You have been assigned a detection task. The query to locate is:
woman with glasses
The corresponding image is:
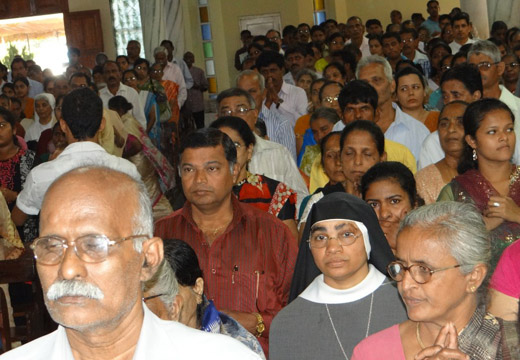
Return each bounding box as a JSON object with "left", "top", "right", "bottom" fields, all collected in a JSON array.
[
  {"left": 210, "top": 117, "right": 298, "bottom": 240},
  {"left": 123, "top": 68, "right": 162, "bottom": 150},
  {"left": 438, "top": 98, "right": 520, "bottom": 269},
  {"left": 271, "top": 192, "right": 405, "bottom": 360},
  {"left": 352, "top": 201, "right": 510, "bottom": 360}
]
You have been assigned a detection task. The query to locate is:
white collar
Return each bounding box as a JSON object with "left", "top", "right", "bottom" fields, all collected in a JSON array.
[{"left": 299, "top": 264, "right": 386, "bottom": 304}]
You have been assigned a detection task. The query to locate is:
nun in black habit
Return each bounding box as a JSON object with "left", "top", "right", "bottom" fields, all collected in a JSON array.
[{"left": 270, "top": 192, "right": 407, "bottom": 360}]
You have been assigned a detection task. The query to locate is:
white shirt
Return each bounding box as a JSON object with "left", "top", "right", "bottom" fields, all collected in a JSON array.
[
  {"left": 449, "top": 38, "right": 475, "bottom": 54},
  {"left": 16, "top": 142, "right": 140, "bottom": 215},
  {"left": 24, "top": 118, "right": 56, "bottom": 142},
  {"left": 0, "top": 305, "right": 260, "bottom": 360},
  {"left": 385, "top": 103, "right": 430, "bottom": 161},
  {"left": 99, "top": 83, "right": 147, "bottom": 128},
  {"left": 266, "top": 82, "right": 307, "bottom": 127},
  {"left": 162, "top": 61, "right": 188, "bottom": 108},
  {"left": 171, "top": 57, "right": 194, "bottom": 89},
  {"left": 283, "top": 72, "right": 295, "bottom": 85},
  {"left": 347, "top": 36, "right": 371, "bottom": 58},
  {"left": 418, "top": 131, "right": 444, "bottom": 170},
  {"left": 418, "top": 87, "right": 520, "bottom": 169},
  {"left": 249, "top": 134, "right": 309, "bottom": 211}
]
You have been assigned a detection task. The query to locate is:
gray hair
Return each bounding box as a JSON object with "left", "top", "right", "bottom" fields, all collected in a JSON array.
[
  {"left": 153, "top": 46, "right": 168, "bottom": 57},
  {"left": 295, "top": 68, "right": 318, "bottom": 83},
  {"left": 398, "top": 201, "right": 491, "bottom": 303},
  {"left": 310, "top": 107, "right": 340, "bottom": 125},
  {"left": 356, "top": 55, "right": 393, "bottom": 82},
  {"left": 142, "top": 258, "right": 179, "bottom": 312},
  {"left": 42, "top": 165, "right": 153, "bottom": 253},
  {"left": 216, "top": 87, "right": 256, "bottom": 110},
  {"left": 468, "top": 40, "right": 502, "bottom": 63},
  {"left": 236, "top": 70, "right": 265, "bottom": 91}
]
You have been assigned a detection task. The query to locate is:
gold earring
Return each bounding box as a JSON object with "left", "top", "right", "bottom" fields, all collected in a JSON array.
[{"left": 470, "top": 286, "right": 476, "bottom": 292}]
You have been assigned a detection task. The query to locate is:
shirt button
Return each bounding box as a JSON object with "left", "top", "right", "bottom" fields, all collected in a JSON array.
[{"left": 211, "top": 268, "right": 216, "bottom": 274}]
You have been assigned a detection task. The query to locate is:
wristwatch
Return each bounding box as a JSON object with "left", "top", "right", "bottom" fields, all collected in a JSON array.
[{"left": 253, "top": 312, "right": 265, "bottom": 337}]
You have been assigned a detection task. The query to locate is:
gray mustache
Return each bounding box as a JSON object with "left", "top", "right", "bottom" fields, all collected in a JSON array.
[{"left": 47, "top": 280, "right": 104, "bottom": 301}]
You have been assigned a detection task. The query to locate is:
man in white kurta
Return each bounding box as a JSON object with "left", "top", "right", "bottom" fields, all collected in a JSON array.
[{"left": 3, "top": 166, "right": 259, "bottom": 360}]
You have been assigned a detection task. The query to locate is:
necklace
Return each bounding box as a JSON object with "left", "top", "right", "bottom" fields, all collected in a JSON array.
[
  {"left": 416, "top": 322, "right": 426, "bottom": 349},
  {"left": 199, "top": 223, "right": 229, "bottom": 237},
  {"left": 325, "top": 292, "right": 374, "bottom": 360},
  {"left": 416, "top": 322, "right": 467, "bottom": 350}
]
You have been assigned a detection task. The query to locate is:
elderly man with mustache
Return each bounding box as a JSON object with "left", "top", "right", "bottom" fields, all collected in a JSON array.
[{"left": 1, "top": 166, "right": 260, "bottom": 360}]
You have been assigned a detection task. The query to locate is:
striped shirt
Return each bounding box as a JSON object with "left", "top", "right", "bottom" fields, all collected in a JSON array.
[
  {"left": 259, "top": 106, "right": 297, "bottom": 160},
  {"left": 154, "top": 196, "right": 297, "bottom": 356}
]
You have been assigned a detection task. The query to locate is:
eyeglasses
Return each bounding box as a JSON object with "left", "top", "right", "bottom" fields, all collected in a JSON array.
[
  {"left": 31, "top": 234, "right": 149, "bottom": 265},
  {"left": 505, "top": 62, "right": 519, "bottom": 70},
  {"left": 125, "top": 76, "right": 137, "bottom": 82},
  {"left": 307, "top": 232, "right": 360, "bottom": 249},
  {"left": 475, "top": 62, "right": 499, "bottom": 70},
  {"left": 268, "top": 36, "right": 280, "bottom": 42},
  {"left": 143, "top": 293, "right": 166, "bottom": 302},
  {"left": 387, "top": 261, "right": 462, "bottom": 284},
  {"left": 322, "top": 96, "right": 339, "bottom": 104},
  {"left": 219, "top": 106, "right": 251, "bottom": 116}
]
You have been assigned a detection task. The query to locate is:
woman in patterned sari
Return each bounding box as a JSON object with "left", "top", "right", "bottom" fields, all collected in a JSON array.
[
  {"left": 0, "top": 107, "right": 36, "bottom": 242},
  {"left": 108, "top": 96, "right": 174, "bottom": 221},
  {"left": 438, "top": 98, "right": 520, "bottom": 268}
]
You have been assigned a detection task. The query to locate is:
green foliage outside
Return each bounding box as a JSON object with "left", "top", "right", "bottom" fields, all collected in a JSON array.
[{"left": 1, "top": 43, "right": 34, "bottom": 66}]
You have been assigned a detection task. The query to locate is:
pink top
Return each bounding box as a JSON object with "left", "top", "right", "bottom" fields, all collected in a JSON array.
[
  {"left": 490, "top": 240, "right": 520, "bottom": 298},
  {"left": 351, "top": 324, "right": 406, "bottom": 360}
]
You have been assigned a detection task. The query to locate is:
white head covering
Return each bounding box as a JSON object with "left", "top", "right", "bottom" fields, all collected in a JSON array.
[{"left": 34, "top": 93, "right": 56, "bottom": 110}]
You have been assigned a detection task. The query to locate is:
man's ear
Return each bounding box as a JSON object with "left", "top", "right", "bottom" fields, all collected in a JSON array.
[
  {"left": 169, "top": 294, "right": 182, "bottom": 322},
  {"left": 496, "top": 61, "right": 505, "bottom": 77},
  {"left": 232, "top": 161, "right": 240, "bottom": 183},
  {"left": 193, "top": 277, "right": 204, "bottom": 304},
  {"left": 140, "top": 237, "right": 164, "bottom": 282},
  {"left": 390, "top": 79, "right": 396, "bottom": 94},
  {"left": 380, "top": 151, "right": 388, "bottom": 162},
  {"left": 59, "top": 118, "right": 69, "bottom": 134},
  {"left": 472, "top": 90, "right": 482, "bottom": 101}
]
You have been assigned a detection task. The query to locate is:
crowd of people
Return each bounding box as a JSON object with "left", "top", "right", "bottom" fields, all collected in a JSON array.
[{"left": 0, "top": 1, "right": 519, "bottom": 359}]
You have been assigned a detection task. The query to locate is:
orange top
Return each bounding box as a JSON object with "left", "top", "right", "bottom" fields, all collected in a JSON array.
[
  {"left": 294, "top": 113, "right": 311, "bottom": 137},
  {"left": 23, "top": 97, "right": 34, "bottom": 119},
  {"left": 425, "top": 111, "right": 440, "bottom": 132}
]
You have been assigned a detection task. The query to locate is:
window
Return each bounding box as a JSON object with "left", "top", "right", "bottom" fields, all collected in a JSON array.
[{"left": 110, "top": 0, "right": 144, "bottom": 57}]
